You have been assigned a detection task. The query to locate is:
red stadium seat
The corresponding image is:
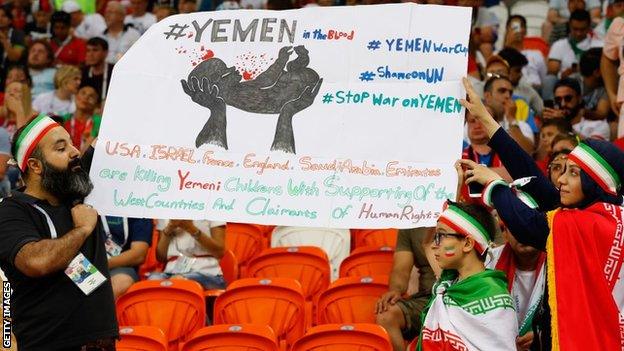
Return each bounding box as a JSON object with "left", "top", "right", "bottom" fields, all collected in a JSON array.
[
  {"left": 352, "top": 229, "right": 398, "bottom": 249},
  {"left": 214, "top": 278, "right": 306, "bottom": 350},
  {"left": 291, "top": 323, "right": 392, "bottom": 351},
  {"left": 116, "top": 326, "right": 168, "bottom": 351},
  {"left": 116, "top": 280, "right": 205, "bottom": 351},
  {"left": 339, "top": 246, "right": 394, "bottom": 278},
  {"left": 181, "top": 324, "right": 279, "bottom": 351},
  {"left": 316, "top": 276, "right": 389, "bottom": 325}
]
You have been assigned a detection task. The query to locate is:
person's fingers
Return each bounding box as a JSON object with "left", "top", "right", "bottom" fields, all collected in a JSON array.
[
  {"left": 389, "top": 294, "right": 401, "bottom": 304},
  {"left": 458, "top": 159, "right": 478, "bottom": 168}
]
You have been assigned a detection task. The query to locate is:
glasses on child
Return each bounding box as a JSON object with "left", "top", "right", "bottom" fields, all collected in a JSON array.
[{"left": 434, "top": 232, "right": 465, "bottom": 246}]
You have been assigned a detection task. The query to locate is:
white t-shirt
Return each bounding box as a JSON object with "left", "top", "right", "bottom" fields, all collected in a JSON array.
[
  {"left": 124, "top": 13, "right": 156, "bottom": 34},
  {"left": 240, "top": 0, "right": 266, "bottom": 8},
  {"left": 103, "top": 27, "right": 142, "bottom": 64},
  {"left": 74, "top": 14, "right": 107, "bottom": 40},
  {"left": 521, "top": 49, "right": 547, "bottom": 88},
  {"left": 514, "top": 269, "right": 537, "bottom": 324},
  {"left": 156, "top": 219, "right": 226, "bottom": 276},
  {"left": 573, "top": 118, "right": 611, "bottom": 140},
  {"left": 548, "top": 35, "right": 604, "bottom": 74},
  {"left": 32, "top": 91, "right": 76, "bottom": 115}
]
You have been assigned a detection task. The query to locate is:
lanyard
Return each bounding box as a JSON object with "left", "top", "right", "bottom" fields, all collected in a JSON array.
[
  {"left": 101, "top": 215, "right": 129, "bottom": 246},
  {"left": 31, "top": 204, "right": 58, "bottom": 239},
  {"left": 54, "top": 35, "right": 72, "bottom": 59}
]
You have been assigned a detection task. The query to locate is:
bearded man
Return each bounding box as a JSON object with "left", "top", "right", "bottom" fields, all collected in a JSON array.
[{"left": 0, "top": 114, "right": 118, "bottom": 350}]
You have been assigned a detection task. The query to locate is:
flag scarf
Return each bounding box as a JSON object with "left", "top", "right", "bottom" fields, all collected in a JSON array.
[
  {"left": 546, "top": 203, "right": 624, "bottom": 350},
  {"left": 489, "top": 244, "right": 546, "bottom": 335},
  {"left": 414, "top": 269, "right": 518, "bottom": 351}
]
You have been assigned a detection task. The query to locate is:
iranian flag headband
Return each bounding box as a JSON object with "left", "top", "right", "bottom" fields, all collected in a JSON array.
[
  {"left": 439, "top": 202, "right": 491, "bottom": 255},
  {"left": 15, "top": 114, "right": 60, "bottom": 172},
  {"left": 568, "top": 143, "right": 621, "bottom": 196}
]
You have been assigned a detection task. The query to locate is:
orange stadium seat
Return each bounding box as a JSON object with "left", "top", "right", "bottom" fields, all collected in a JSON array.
[
  {"left": 316, "top": 276, "right": 389, "bottom": 325},
  {"left": 181, "top": 324, "right": 279, "bottom": 351},
  {"left": 138, "top": 221, "right": 164, "bottom": 280},
  {"left": 219, "top": 249, "right": 239, "bottom": 285},
  {"left": 339, "top": 246, "right": 394, "bottom": 278},
  {"left": 116, "top": 280, "right": 206, "bottom": 351},
  {"left": 352, "top": 229, "right": 398, "bottom": 249},
  {"left": 247, "top": 246, "right": 330, "bottom": 302},
  {"left": 213, "top": 278, "right": 306, "bottom": 350},
  {"left": 291, "top": 324, "right": 392, "bottom": 351},
  {"left": 225, "top": 223, "right": 268, "bottom": 276},
  {"left": 116, "top": 326, "right": 168, "bottom": 351}
]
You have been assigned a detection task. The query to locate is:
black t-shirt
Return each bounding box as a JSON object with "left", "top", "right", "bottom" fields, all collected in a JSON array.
[
  {"left": 81, "top": 63, "right": 114, "bottom": 101},
  {"left": 0, "top": 151, "right": 118, "bottom": 350}
]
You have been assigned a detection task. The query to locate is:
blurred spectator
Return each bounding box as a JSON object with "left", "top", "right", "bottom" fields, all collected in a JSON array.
[
  {"left": 546, "top": 0, "right": 600, "bottom": 43},
  {"left": 240, "top": 0, "right": 267, "bottom": 9},
  {"left": 595, "top": 0, "right": 624, "bottom": 40},
  {"left": 503, "top": 15, "right": 548, "bottom": 90},
  {"left": 61, "top": 85, "right": 101, "bottom": 152},
  {"left": 81, "top": 37, "right": 113, "bottom": 101},
  {"left": 63, "top": 0, "right": 107, "bottom": 40},
  {"left": 49, "top": 11, "right": 87, "bottom": 66},
  {"left": 125, "top": 0, "right": 156, "bottom": 34},
  {"left": 579, "top": 48, "right": 610, "bottom": 122},
  {"left": 25, "top": 0, "right": 52, "bottom": 42},
  {"left": 216, "top": 0, "right": 242, "bottom": 10},
  {"left": 375, "top": 228, "right": 436, "bottom": 351},
  {"left": 178, "top": 0, "right": 198, "bottom": 13},
  {"left": 601, "top": 4, "right": 624, "bottom": 138},
  {"left": 55, "top": 0, "right": 97, "bottom": 14},
  {"left": 2, "top": 0, "right": 30, "bottom": 30},
  {"left": 545, "top": 9, "right": 602, "bottom": 99},
  {"left": 151, "top": 219, "right": 226, "bottom": 290},
  {"left": 154, "top": 5, "right": 176, "bottom": 22},
  {"left": 547, "top": 9, "right": 602, "bottom": 78},
  {"left": 459, "top": 0, "right": 499, "bottom": 60},
  {"left": 543, "top": 78, "right": 610, "bottom": 139},
  {"left": 265, "top": 0, "right": 294, "bottom": 10},
  {"left": 498, "top": 47, "right": 544, "bottom": 121},
  {"left": 0, "top": 81, "right": 34, "bottom": 137},
  {"left": 483, "top": 76, "right": 535, "bottom": 152},
  {"left": 534, "top": 118, "right": 574, "bottom": 174},
  {"left": 101, "top": 216, "right": 152, "bottom": 298},
  {"left": 32, "top": 65, "right": 80, "bottom": 115},
  {"left": 0, "top": 7, "right": 26, "bottom": 73},
  {"left": 0, "top": 64, "right": 31, "bottom": 104},
  {"left": 27, "top": 39, "right": 56, "bottom": 99},
  {"left": 103, "top": 1, "right": 141, "bottom": 64},
  {"left": 0, "top": 126, "right": 9, "bottom": 197}
]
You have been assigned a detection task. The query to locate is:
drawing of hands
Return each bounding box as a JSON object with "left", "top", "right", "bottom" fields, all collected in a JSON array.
[{"left": 181, "top": 77, "right": 223, "bottom": 109}]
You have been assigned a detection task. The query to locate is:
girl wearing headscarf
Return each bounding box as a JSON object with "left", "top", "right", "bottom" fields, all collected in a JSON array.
[{"left": 459, "top": 77, "right": 624, "bottom": 350}]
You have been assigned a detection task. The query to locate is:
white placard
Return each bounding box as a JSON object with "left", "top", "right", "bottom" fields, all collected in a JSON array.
[{"left": 87, "top": 3, "right": 471, "bottom": 228}]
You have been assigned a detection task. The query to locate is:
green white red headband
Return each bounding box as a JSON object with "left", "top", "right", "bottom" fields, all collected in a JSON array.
[
  {"left": 439, "top": 202, "right": 491, "bottom": 255},
  {"left": 568, "top": 143, "right": 621, "bottom": 196},
  {"left": 481, "top": 178, "right": 539, "bottom": 210},
  {"left": 15, "top": 114, "right": 60, "bottom": 172}
]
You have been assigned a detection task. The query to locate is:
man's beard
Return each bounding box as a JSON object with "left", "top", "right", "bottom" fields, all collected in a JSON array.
[
  {"left": 562, "top": 104, "right": 582, "bottom": 121},
  {"left": 40, "top": 158, "right": 93, "bottom": 205}
]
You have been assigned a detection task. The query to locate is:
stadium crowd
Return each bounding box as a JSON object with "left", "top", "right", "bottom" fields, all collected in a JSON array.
[{"left": 0, "top": 0, "right": 623, "bottom": 349}]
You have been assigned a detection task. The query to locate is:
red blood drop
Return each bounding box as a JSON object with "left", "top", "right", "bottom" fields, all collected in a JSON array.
[
  {"left": 242, "top": 71, "right": 253, "bottom": 80},
  {"left": 202, "top": 50, "right": 214, "bottom": 60}
]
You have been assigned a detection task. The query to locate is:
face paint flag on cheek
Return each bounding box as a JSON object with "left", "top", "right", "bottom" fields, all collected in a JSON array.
[{"left": 443, "top": 246, "right": 456, "bottom": 257}]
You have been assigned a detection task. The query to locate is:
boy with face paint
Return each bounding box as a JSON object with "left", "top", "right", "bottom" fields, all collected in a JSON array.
[
  {"left": 460, "top": 77, "right": 624, "bottom": 350},
  {"left": 410, "top": 201, "right": 518, "bottom": 351}
]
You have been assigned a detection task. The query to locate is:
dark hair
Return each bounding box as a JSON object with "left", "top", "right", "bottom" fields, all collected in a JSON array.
[
  {"left": 484, "top": 75, "right": 512, "bottom": 93},
  {"left": 542, "top": 118, "right": 573, "bottom": 135},
  {"left": 4, "top": 64, "right": 33, "bottom": 87},
  {"left": 266, "top": 0, "right": 294, "bottom": 10},
  {"left": 551, "top": 132, "right": 579, "bottom": 151},
  {"left": 448, "top": 201, "right": 496, "bottom": 261},
  {"left": 50, "top": 11, "right": 71, "bottom": 26},
  {"left": 86, "top": 36, "right": 109, "bottom": 51},
  {"left": 0, "top": 6, "right": 13, "bottom": 20},
  {"left": 29, "top": 39, "right": 55, "bottom": 65},
  {"left": 498, "top": 47, "right": 529, "bottom": 69},
  {"left": 569, "top": 9, "right": 591, "bottom": 25},
  {"left": 554, "top": 77, "right": 582, "bottom": 96},
  {"left": 78, "top": 84, "right": 102, "bottom": 104},
  {"left": 579, "top": 47, "right": 602, "bottom": 77},
  {"left": 506, "top": 15, "right": 527, "bottom": 29}
]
